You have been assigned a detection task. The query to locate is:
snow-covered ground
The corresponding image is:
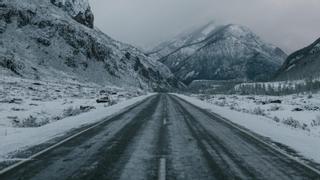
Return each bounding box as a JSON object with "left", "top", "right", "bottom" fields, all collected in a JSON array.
[
  {"left": 175, "top": 93, "right": 320, "bottom": 164},
  {"left": 0, "top": 75, "right": 151, "bottom": 161}
]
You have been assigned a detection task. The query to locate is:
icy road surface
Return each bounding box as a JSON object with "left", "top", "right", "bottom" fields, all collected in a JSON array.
[{"left": 0, "top": 94, "right": 319, "bottom": 180}]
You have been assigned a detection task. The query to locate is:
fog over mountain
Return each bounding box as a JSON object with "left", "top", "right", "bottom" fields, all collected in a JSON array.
[{"left": 90, "top": 0, "right": 320, "bottom": 53}]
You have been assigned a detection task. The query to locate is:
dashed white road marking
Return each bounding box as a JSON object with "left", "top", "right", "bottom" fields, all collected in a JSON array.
[
  {"left": 158, "top": 158, "right": 166, "bottom": 180},
  {"left": 163, "top": 118, "right": 167, "bottom": 125}
]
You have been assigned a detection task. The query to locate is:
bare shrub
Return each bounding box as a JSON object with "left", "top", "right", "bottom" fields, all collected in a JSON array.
[
  {"left": 282, "top": 117, "right": 303, "bottom": 129},
  {"left": 214, "top": 101, "right": 226, "bottom": 107},
  {"left": 273, "top": 116, "right": 280, "bottom": 123},
  {"left": 63, "top": 106, "right": 95, "bottom": 117},
  {"left": 252, "top": 107, "right": 266, "bottom": 116},
  {"left": 229, "top": 103, "right": 237, "bottom": 110},
  {"left": 311, "top": 115, "right": 320, "bottom": 127},
  {"left": 22, "top": 116, "right": 49, "bottom": 127},
  {"left": 108, "top": 99, "right": 117, "bottom": 106},
  {"left": 21, "top": 116, "right": 38, "bottom": 127},
  {"left": 11, "top": 115, "right": 50, "bottom": 128},
  {"left": 269, "top": 105, "right": 281, "bottom": 111},
  {"left": 63, "top": 107, "right": 82, "bottom": 117}
]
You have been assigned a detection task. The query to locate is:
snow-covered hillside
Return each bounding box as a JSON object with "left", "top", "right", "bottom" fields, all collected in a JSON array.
[
  {"left": 0, "top": 75, "right": 152, "bottom": 162},
  {"left": 0, "top": 76, "right": 146, "bottom": 129},
  {"left": 152, "top": 23, "right": 287, "bottom": 84},
  {"left": 0, "top": 0, "right": 180, "bottom": 91},
  {"left": 275, "top": 37, "right": 320, "bottom": 81}
]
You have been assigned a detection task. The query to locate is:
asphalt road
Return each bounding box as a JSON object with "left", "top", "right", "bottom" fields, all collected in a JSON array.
[{"left": 1, "top": 94, "right": 319, "bottom": 180}]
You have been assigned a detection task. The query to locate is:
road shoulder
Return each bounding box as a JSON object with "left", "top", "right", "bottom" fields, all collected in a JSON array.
[
  {"left": 172, "top": 93, "right": 320, "bottom": 171},
  {"left": 0, "top": 94, "right": 155, "bottom": 170}
]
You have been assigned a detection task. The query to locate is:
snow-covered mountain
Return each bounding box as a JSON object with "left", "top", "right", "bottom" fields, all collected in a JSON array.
[
  {"left": 0, "top": 0, "right": 181, "bottom": 90},
  {"left": 148, "top": 21, "right": 218, "bottom": 60},
  {"left": 151, "top": 23, "right": 287, "bottom": 84},
  {"left": 275, "top": 37, "right": 320, "bottom": 80}
]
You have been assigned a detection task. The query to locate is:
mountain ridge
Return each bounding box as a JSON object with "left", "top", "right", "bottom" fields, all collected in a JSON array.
[
  {"left": 275, "top": 37, "right": 320, "bottom": 80},
  {"left": 151, "top": 22, "right": 287, "bottom": 84}
]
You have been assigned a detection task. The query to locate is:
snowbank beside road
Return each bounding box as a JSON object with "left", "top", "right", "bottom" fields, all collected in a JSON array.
[
  {"left": 0, "top": 93, "right": 153, "bottom": 161},
  {"left": 174, "top": 93, "right": 320, "bottom": 165}
]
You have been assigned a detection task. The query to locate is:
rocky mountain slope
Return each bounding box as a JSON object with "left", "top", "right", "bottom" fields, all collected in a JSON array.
[
  {"left": 275, "top": 37, "right": 320, "bottom": 80},
  {"left": 151, "top": 23, "right": 287, "bottom": 85},
  {"left": 50, "top": 0, "right": 94, "bottom": 28},
  {"left": 149, "top": 21, "right": 218, "bottom": 60},
  {"left": 0, "top": 0, "right": 180, "bottom": 90}
]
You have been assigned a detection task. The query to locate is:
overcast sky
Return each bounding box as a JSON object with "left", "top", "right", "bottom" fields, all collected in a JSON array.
[{"left": 90, "top": 0, "right": 320, "bottom": 53}]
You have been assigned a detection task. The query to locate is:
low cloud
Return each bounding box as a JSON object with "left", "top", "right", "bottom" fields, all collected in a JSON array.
[{"left": 90, "top": 0, "right": 320, "bottom": 53}]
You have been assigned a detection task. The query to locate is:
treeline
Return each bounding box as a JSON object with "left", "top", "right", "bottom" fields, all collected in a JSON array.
[{"left": 234, "top": 79, "right": 320, "bottom": 95}]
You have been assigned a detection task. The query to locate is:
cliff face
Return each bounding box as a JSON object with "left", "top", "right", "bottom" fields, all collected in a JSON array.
[{"left": 50, "top": 0, "right": 94, "bottom": 28}]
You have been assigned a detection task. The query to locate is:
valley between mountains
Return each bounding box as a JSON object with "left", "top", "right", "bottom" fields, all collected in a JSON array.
[{"left": 1, "top": 0, "right": 320, "bottom": 179}]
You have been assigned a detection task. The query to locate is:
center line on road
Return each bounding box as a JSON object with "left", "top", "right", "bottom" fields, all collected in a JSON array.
[
  {"left": 158, "top": 158, "right": 166, "bottom": 180},
  {"left": 163, "top": 118, "right": 167, "bottom": 125}
]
